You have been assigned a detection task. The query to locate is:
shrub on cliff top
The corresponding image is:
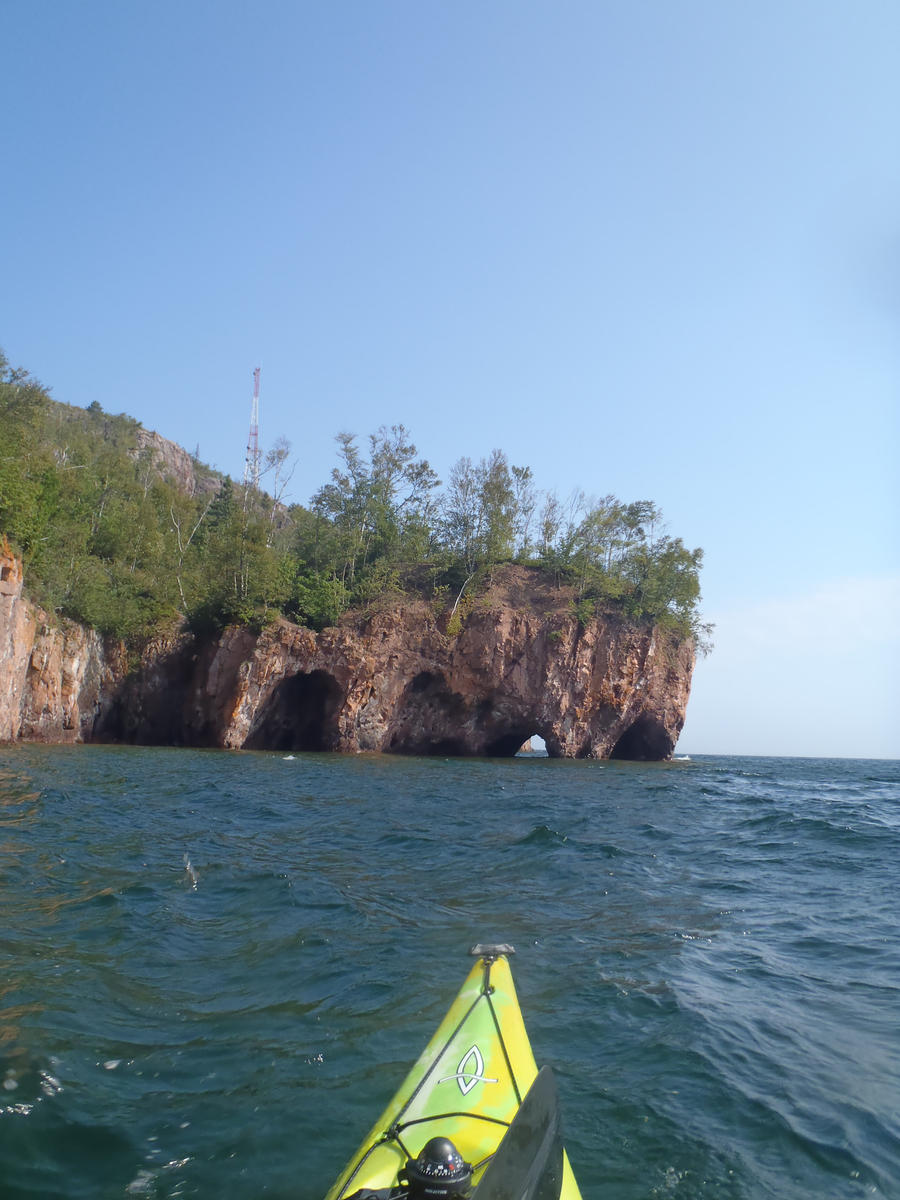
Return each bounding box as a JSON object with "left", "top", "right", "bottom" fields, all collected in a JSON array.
[{"left": 0, "top": 347, "right": 708, "bottom": 647}]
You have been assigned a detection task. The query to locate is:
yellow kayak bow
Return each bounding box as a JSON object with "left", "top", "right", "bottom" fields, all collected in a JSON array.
[{"left": 325, "top": 945, "right": 583, "bottom": 1200}]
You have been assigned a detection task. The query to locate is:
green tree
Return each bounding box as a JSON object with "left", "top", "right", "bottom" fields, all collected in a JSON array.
[
  {"left": 479, "top": 449, "right": 516, "bottom": 567},
  {"left": 511, "top": 464, "right": 538, "bottom": 558},
  {"left": 0, "top": 347, "right": 707, "bottom": 649},
  {"left": 0, "top": 352, "right": 54, "bottom": 553}
]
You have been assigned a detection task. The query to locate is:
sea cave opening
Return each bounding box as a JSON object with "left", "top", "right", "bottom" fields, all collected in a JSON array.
[
  {"left": 516, "top": 734, "right": 548, "bottom": 756},
  {"left": 245, "top": 670, "right": 343, "bottom": 752},
  {"left": 484, "top": 729, "right": 551, "bottom": 758},
  {"left": 387, "top": 671, "right": 470, "bottom": 756},
  {"left": 609, "top": 713, "right": 670, "bottom": 761}
]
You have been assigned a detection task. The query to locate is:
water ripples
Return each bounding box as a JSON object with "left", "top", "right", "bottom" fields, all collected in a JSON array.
[{"left": 0, "top": 747, "right": 898, "bottom": 1198}]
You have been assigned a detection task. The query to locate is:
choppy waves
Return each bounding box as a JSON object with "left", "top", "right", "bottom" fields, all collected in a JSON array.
[{"left": 1, "top": 747, "right": 898, "bottom": 1198}]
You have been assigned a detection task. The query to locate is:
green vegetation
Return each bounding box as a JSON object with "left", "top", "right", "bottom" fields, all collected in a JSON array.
[{"left": 0, "top": 349, "right": 710, "bottom": 647}]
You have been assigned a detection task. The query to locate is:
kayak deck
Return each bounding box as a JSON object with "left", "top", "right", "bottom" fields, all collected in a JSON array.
[{"left": 325, "top": 946, "right": 582, "bottom": 1200}]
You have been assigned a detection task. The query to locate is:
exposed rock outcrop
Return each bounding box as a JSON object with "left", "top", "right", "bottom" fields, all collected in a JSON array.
[
  {"left": 0, "top": 556, "right": 693, "bottom": 759},
  {"left": 134, "top": 428, "right": 221, "bottom": 496},
  {"left": 0, "top": 550, "right": 123, "bottom": 742}
]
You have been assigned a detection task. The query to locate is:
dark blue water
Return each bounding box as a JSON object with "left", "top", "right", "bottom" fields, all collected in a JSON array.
[{"left": 1, "top": 747, "right": 898, "bottom": 1199}]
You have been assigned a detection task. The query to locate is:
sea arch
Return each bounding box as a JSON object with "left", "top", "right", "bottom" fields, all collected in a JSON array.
[
  {"left": 609, "top": 712, "right": 672, "bottom": 761},
  {"left": 244, "top": 669, "right": 343, "bottom": 752}
]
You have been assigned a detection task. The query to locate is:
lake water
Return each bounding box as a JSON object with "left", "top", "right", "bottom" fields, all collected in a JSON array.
[{"left": 1, "top": 746, "right": 898, "bottom": 1199}]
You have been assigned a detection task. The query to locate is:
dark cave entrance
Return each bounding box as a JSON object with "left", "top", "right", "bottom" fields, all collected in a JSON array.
[
  {"left": 245, "top": 670, "right": 343, "bottom": 752},
  {"left": 610, "top": 714, "right": 671, "bottom": 761},
  {"left": 387, "top": 672, "right": 470, "bottom": 756},
  {"left": 484, "top": 728, "right": 546, "bottom": 758},
  {"left": 387, "top": 673, "right": 555, "bottom": 759}
]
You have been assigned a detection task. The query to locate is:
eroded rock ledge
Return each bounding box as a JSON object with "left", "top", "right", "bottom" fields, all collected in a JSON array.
[{"left": 0, "top": 557, "right": 693, "bottom": 760}]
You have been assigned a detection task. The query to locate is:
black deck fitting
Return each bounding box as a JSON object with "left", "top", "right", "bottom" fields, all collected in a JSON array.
[{"left": 469, "top": 943, "right": 516, "bottom": 961}]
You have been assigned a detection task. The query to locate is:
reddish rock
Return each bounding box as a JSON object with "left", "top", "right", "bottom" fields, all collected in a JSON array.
[
  {"left": 168, "top": 567, "right": 695, "bottom": 760},
  {"left": 0, "top": 558, "right": 694, "bottom": 760},
  {"left": 0, "top": 547, "right": 121, "bottom": 742}
]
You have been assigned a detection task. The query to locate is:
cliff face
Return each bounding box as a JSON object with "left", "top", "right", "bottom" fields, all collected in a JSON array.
[
  {"left": 134, "top": 428, "right": 221, "bottom": 497},
  {"left": 0, "top": 557, "right": 693, "bottom": 759},
  {"left": 0, "top": 550, "right": 123, "bottom": 743}
]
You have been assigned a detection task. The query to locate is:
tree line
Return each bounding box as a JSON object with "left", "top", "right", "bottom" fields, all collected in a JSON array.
[{"left": 0, "top": 350, "right": 709, "bottom": 646}]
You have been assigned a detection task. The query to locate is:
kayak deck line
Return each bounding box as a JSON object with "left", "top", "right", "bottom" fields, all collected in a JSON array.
[
  {"left": 378, "top": 1110, "right": 513, "bottom": 1173},
  {"left": 391, "top": 953, "right": 521, "bottom": 1123},
  {"left": 324, "top": 945, "right": 583, "bottom": 1200},
  {"left": 335, "top": 954, "right": 518, "bottom": 1193}
]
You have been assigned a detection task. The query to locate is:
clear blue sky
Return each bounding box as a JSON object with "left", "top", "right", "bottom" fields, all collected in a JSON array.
[{"left": 3, "top": 2, "right": 898, "bottom": 758}]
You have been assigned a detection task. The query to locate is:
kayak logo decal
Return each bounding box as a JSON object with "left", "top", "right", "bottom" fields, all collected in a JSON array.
[{"left": 439, "top": 1045, "right": 497, "bottom": 1095}]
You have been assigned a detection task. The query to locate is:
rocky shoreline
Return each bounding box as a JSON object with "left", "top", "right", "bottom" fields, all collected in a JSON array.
[{"left": 0, "top": 553, "right": 693, "bottom": 760}]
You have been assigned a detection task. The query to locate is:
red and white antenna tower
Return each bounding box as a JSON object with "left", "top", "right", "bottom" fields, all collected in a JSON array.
[{"left": 243, "top": 367, "right": 261, "bottom": 489}]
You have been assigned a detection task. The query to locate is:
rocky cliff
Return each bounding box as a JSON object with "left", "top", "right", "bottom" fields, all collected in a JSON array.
[
  {"left": 134, "top": 428, "right": 221, "bottom": 496},
  {"left": 0, "top": 556, "right": 693, "bottom": 759},
  {"left": 0, "top": 550, "right": 124, "bottom": 742}
]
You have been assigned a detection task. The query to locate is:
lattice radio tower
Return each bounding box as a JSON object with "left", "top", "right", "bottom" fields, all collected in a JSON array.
[{"left": 243, "top": 367, "right": 261, "bottom": 490}]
